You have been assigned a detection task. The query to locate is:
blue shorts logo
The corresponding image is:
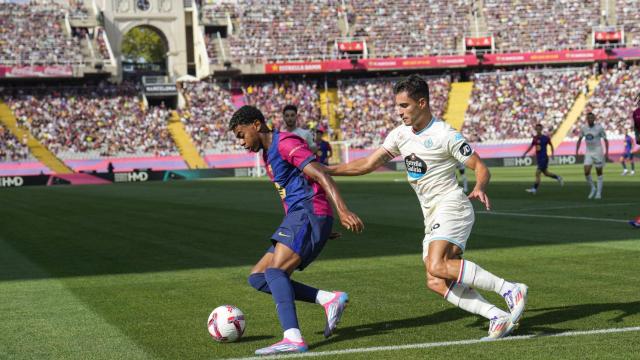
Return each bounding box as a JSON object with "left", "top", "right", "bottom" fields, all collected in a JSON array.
[{"left": 404, "top": 153, "right": 427, "bottom": 180}]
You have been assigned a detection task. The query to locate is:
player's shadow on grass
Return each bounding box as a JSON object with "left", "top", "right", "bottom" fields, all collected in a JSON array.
[
  {"left": 467, "top": 301, "right": 640, "bottom": 335},
  {"left": 239, "top": 335, "right": 275, "bottom": 343},
  {"left": 311, "top": 308, "right": 477, "bottom": 349},
  {"left": 313, "top": 301, "right": 640, "bottom": 349}
]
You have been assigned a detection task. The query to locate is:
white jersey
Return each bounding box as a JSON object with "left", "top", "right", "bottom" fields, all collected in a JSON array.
[
  {"left": 291, "top": 127, "right": 318, "bottom": 152},
  {"left": 382, "top": 118, "right": 474, "bottom": 209},
  {"left": 580, "top": 124, "right": 607, "bottom": 154}
]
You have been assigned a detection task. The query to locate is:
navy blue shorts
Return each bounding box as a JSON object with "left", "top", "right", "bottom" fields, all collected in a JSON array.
[
  {"left": 623, "top": 152, "right": 633, "bottom": 160},
  {"left": 537, "top": 157, "right": 549, "bottom": 171},
  {"left": 268, "top": 209, "right": 333, "bottom": 270}
]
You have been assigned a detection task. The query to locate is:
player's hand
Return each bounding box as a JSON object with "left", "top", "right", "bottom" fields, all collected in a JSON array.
[
  {"left": 468, "top": 188, "right": 491, "bottom": 211},
  {"left": 338, "top": 209, "right": 364, "bottom": 233},
  {"left": 329, "top": 232, "right": 342, "bottom": 240}
]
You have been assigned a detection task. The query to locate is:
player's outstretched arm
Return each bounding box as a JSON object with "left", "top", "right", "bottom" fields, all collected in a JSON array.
[
  {"left": 549, "top": 142, "right": 555, "bottom": 158},
  {"left": 326, "top": 148, "right": 393, "bottom": 176},
  {"left": 302, "top": 161, "right": 364, "bottom": 233},
  {"left": 522, "top": 143, "right": 534, "bottom": 158},
  {"left": 604, "top": 137, "right": 610, "bottom": 159},
  {"left": 465, "top": 153, "right": 491, "bottom": 211}
]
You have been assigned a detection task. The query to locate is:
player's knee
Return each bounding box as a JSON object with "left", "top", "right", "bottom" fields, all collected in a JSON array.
[{"left": 427, "top": 259, "right": 449, "bottom": 280}]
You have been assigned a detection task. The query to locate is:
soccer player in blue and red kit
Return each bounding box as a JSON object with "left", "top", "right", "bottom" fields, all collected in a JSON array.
[
  {"left": 620, "top": 130, "right": 635, "bottom": 176},
  {"left": 522, "top": 124, "right": 563, "bottom": 194},
  {"left": 229, "top": 105, "right": 364, "bottom": 355},
  {"left": 315, "top": 128, "right": 332, "bottom": 165}
]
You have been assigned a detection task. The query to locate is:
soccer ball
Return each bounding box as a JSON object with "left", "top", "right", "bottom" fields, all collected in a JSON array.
[{"left": 207, "top": 305, "right": 246, "bottom": 342}]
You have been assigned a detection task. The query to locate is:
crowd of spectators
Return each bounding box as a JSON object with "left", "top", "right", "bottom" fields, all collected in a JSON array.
[
  {"left": 336, "top": 76, "right": 450, "bottom": 149},
  {"left": 244, "top": 80, "right": 324, "bottom": 131},
  {"left": 0, "top": 125, "right": 31, "bottom": 162},
  {"left": 0, "top": 2, "right": 84, "bottom": 65},
  {"left": 349, "top": 0, "right": 470, "bottom": 58},
  {"left": 202, "top": 0, "right": 341, "bottom": 63},
  {"left": 617, "top": 0, "right": 640, "bottom": 47},
  {"left": 3, "top": 83, "right": 177, "bottom": 159},
  {"left": 463, "top": 68, "right": 589, "bottom": 142},
  {"left": 179, "top": 81, "right": 240, "bottom": 153},
  {"left": 576, "top": 64, "right": 640, "bottom": 137},
  {"left": 484, "top": 0, "right": 600, "bottom": 53}
]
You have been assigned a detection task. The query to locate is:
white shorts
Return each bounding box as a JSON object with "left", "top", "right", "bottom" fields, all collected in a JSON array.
[
  {"left": 584, "top": 152, "right": 605, "bottom": 168},
  {"left": 421, "top": 190, "right": 475, "bottom": 261}
]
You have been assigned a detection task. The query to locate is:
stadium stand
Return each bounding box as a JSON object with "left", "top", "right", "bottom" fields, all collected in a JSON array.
[
  {"left": 348, "top": 0, "right": 470, "bottom": 57},
  {"left": 617, "top": 0, "right": 640, "bottom": 47},
  {"left": 0, "top": 124, "right": 31, "bottom": 162},
  {"left": 179, "top": 81, "right": 239, "bottom": 154},
  {"left": 180, "top": 80, "right": 324, "bottom": 154},
  {"left": 483, "top": 0, "right": 601, "bottom": 53},
  {"left": 203, "top": 0, "right": 342, "bottom": 63},
  {"left": 336, "top": 76, "right": 451, "bottom": 149},
  {"left": 577, "top": 64, "right": 640, "bottom": 136},
  {"left": 463, "top": 68, "right": 590, "bottom": 142},
  {"left": 0, "top": 2, "right": 84, "bottom": 65},
  {"left": 3, "top": 83, "right": 178, "bottom": 159}
]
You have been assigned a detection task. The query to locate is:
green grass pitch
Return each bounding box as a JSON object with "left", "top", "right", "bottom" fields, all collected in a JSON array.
[{"left": 1, "top": 164, "right": 639, "bottom": 359}]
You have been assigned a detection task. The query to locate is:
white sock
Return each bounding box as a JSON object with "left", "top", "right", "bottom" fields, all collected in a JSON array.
[
  {"left": 284, "top": 328, "right": 303, "bottom": 342},
  {"left": 315, "top": 290, "right": 334, "bottom": 305},
  {"left": 586, "top": 175, "right": 594, "bottom": 188},
  {"left": 597, "top": 175, "right": 603, "bottom": 195},
  {"left": 458, "top": 260, "right": 513, "bottom": 296},
  {"left": 445, "top": 283, "right": 508, "bottom": 319}
]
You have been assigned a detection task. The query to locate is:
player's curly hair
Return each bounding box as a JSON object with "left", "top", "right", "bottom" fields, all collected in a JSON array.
[
  {"left": 393, "top": 74, "right": 430, "bottom": 102},
  {"left": 229, "top": 105, "right": 266, "bottom": 130}
]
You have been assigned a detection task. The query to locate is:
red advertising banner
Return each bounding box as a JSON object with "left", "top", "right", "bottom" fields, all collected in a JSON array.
[
  {"left": 364, "top": 55, "right": 477, "bottom": 70},
  {"left": 264, "top": 48, "right": 640, "bottom": 73},
  {"left": 338, "top": 41, "right": 365, "bottom": 52},
  {"left": 482, "top": 49, "right": 608, "bottom": 65},
  {"left": 465, "top": 36, "right": 493, "bottom": 47},
  {"left": 595, "top": 31, "right": 622, "bottom": 42},
  {"left": 265, "top": 60, "right": 352, "bottom": 74},
  {"left": 0, "top": 65, "right": 73, "bottom": 78}
]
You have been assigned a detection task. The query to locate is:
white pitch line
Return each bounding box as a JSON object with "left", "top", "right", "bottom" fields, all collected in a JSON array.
[
  {"left": 512, "top": 202, "right": 639, "bottom": 212},
  {"left": 223, "top": 326, "right": 640, "bottom": 360},
  {"left": 476, "top": 211, "right": 629, "bottom": 223}
]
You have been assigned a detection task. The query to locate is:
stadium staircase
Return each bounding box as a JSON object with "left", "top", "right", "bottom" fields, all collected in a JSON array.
[
  {"left": 319, "top": 88, "right": 340, "bottom": 134},
  {"left": 551, "top": 76, "right": 601, "bottom": 147},
  {"left": 0, "top": 102, "right": 73, "bottom": 174},
  {"left": 167, "top": 110, "right": 208, "bottom": 169},
  {"left": 443, "top": 82, "right": 474, "bottom": 131}
]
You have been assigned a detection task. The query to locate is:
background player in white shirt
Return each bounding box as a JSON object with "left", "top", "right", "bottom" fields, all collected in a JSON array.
[
  {"left": 575, "top": 112, "right": 609, "bottom": 199},
  {"left": 283, "top": 104, "right": 318, "bottom": 153},
  {"left": 327, "top": 75, "right": 528, "bottom": 340}
]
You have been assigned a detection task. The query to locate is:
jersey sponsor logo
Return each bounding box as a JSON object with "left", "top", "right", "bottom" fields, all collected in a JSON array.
[
  {"left": 424, "top": 138, "right": 434, "bottom": 148},
  {"left": 404, "top": 153, "right": 427, "bottom": 180},
  {"left": 585, "top": 134, "right": 594, "bottom": 140},
  {"left": 459, "top": 143, "right": 472, "bottom": 156}
]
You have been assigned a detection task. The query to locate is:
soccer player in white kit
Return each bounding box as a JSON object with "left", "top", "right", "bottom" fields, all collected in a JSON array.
[
  {"left": 327, "top": 75, "right": 528, "bottom": 340},
  {"left": 575, "top": 112, "right": 609, "bottom": 199}
]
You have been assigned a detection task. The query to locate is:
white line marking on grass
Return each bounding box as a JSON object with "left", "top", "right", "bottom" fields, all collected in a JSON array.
[
  {"left": 477, "top": 211, "right": 629, "bottom": 223},
  {"left": 513, "top": 202, "right": 639, "bottom": 212},
  {"left": 224, "top": 326, "right": 640, "bottom": 360}
]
